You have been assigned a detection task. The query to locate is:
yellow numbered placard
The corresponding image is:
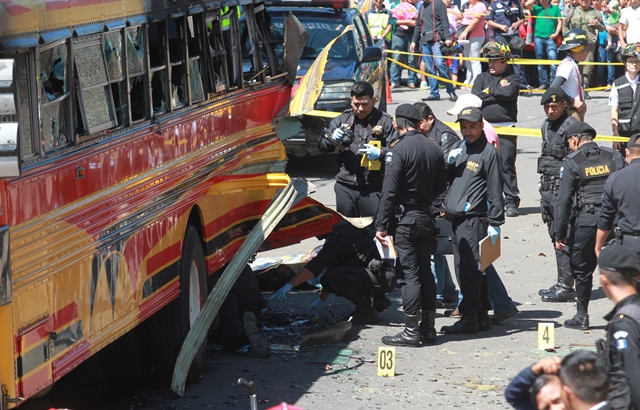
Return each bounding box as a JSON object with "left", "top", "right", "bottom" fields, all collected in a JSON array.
[
  {"left": 377, "top": 346, "right": 395, "bottom": 377},
  {"left": 538, "top": 322, "right": 555, "bottom": 350}
]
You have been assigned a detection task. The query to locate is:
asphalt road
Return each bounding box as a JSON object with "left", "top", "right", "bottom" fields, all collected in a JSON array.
[{"left": 23, "top": 85, "right": 619, "bottom": 410}]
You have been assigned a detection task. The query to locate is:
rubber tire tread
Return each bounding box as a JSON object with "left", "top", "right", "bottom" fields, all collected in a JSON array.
[{"left": 151, "top": 225, "right": 207, "bottom": 384}]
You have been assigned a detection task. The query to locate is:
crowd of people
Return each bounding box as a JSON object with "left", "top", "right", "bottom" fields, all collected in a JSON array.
[{"left": 364, "top": 0, "right": 640, "bottom": 94}]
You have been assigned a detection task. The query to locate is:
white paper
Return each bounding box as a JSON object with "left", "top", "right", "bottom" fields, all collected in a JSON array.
[{"left": 374, "top": 236, "right": 397, "bottom": 261}]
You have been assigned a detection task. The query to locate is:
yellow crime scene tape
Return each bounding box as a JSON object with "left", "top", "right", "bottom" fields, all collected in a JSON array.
[
  {"left": 304, "top": 110, "right": 626, "bottom": 142},
  {"left": 387, "top": 53, "right": 619, "bottom": 93}
]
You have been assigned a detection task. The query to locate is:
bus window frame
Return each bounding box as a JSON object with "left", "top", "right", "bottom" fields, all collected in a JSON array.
[
  {"left": 37, "top": 39, "right": 73, "bottom": 154},
  {"left": 73, "top": 34, "right": 118, "bottom": 137},
  {"left": 186, "top": 13, "right": 206, "bottom": 105},
  {"left": 149, "top": 20, "right": 170, "bottom": 115},
  {"left": 206, "top": 11, "right": 231, "bottom": 94},
  {"left": 125, "top": 25, "right": 150, "bottom": 125}
]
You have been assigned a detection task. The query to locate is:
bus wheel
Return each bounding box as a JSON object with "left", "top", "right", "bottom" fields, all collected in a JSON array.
[{"left": 151, "top": 225, "right": 207, "bottom": 383}]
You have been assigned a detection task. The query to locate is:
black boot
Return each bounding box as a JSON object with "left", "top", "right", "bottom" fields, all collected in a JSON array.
[
  {"left": 351, "top": 296, "right": 379, "bottom": 325},
  {"left": 382, "top": 314, "right": 420, "bottom": 347},
  {"left": 541, "top": 269, "right": 575, "bottom": 298},
  {"left": 419, "top": 311, "right": 437, "bottom": 344},
  {"left": 477, "top": 311, "right": 491, "bottom": 332},
  {"left": 440, "top": 314, "right": 479, "bottom": 335},
  {"left": 539, "top": 268, "right": 563, "bottom": 295},
  {"left": 564, "top": 300, "right": 590, "bottom": 330}
]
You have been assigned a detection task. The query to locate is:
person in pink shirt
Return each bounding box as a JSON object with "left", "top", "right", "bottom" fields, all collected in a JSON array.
[
  {"left": 457, "top": 0, "right": 487, "bottom": 88},
  {"left": 446, "top": 93, "right": 500, "bottom": 149}
]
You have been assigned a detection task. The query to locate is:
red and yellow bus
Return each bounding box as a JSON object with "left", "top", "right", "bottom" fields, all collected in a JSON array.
[{"left": 0, "top": 1, "right": 337, "bottom": 407}]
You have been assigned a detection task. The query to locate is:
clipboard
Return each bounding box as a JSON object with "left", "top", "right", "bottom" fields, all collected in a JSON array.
[{"left": 479, "top": 234, "right": 501, "bottom": 272}]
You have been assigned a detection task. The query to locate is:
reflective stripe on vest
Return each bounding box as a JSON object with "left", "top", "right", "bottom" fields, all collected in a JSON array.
[{"left": 367, "top": 12, "right": 392, "bottom": 41}]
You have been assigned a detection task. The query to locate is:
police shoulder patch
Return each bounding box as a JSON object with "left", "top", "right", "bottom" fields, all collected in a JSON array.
[{"left": 385, "top": 151, "right": 393, "bottom": 164}]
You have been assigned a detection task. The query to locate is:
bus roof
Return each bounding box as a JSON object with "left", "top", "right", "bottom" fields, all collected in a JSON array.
[{"left": 0, "top": 0, "right": 244, "bottom": 50}]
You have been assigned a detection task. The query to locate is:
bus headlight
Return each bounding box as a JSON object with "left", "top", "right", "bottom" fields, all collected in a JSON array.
[
  {"left": 0, "top": 226, "right": 10, "bottom": 306},
  {"left": 317, "top": 81, "right": 354, "bottom": 102}
]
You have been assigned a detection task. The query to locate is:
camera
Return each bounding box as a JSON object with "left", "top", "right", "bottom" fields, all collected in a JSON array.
[{"left": 439, "top": 41, "right": 464, "bottom": 56}]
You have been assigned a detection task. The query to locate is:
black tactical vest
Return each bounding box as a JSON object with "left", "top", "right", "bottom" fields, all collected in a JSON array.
[
  {"left": 571, "top": 147, "right": 615, "bottom": 213},
  {"left": 538, "top": 114, "right": 577, "bottom": 177},
  {"left": 614, "top": 76, "right": 635, "bottom": 137}
]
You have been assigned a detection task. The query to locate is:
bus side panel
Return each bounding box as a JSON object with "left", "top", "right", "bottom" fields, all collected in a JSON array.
[{"left": 0, "top": 303, "right": 16, "bottom": 405}]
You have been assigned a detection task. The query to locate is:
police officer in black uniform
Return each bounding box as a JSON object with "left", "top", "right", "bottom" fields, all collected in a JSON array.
[
  {"left": 554, "top": 121, "right": 624, "bottom": 330},
  {"left": 596, "top": 133, "right": 640, "bottom": 263},
  {"left": 319, "top": 81, "right": 397, "bottom": 217},
  {"left": 440, "top": 107, "right": 505, "bottom": 335},
  {"left": 537, "top": 88, "right": 579, "bottom": 303},
  {"left": 272, "top": 218, "right": 395, "bottom": 324},
  {"left": 611, "top": 44, "right": 640, "bottom": 152},
  {"left": 414, "top": 102, "right": 461, "bottom": 157},
  {"left": 375, "top": 104, "right": 447, "bottom": 346},
  {"left": 597, "top": 244, "right": 640, "bottom": 410}
]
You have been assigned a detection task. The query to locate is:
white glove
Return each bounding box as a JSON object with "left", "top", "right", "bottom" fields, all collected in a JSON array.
[
  {"left": 306, "top": 299, "right": 325, "bottom": 316},
  {"left": 331, "top": 127, "right": 345, "bottom": 143},
  {"left": 447, "top": 147, "right": 463, "bottom": 164},
  {"left": 270, "top": 283, "right": 293, "bottom": 301},
  {"left": 488, "top": 225, "right": 500, "bottom": 245}
]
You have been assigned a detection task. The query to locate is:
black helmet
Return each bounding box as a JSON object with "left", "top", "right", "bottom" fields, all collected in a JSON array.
[
  {"left": 558, "top": 29, "right": 591, "bottom": 51},
  {"left": 620, "top": 43, "right": 640, "bottom": 59},
  {"left": 481, "top": 41, "right": 512, "bottom": 59}
]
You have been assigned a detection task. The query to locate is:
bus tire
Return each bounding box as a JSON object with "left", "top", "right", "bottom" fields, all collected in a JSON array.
[{"left": 151, "top": 225, "right": 208, "bottom": 383}]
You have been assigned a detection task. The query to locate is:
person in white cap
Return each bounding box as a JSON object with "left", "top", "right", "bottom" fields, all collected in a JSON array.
[{"left": 446, "top": 93, "right": 500, "bottom": 150}]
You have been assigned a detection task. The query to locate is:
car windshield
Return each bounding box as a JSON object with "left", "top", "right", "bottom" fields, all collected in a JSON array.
[{"left": 271, "top": 17, "right": 354, "bottom": 60}]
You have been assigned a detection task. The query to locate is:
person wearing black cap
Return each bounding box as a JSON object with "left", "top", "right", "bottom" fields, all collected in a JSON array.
[
  {"left": 375, "top": 104, "right": 447, "bottom": 346},
  {"left": 596, "top": 133, "right": 640, "bottom": 264},
  {"left": 537, "top": 88, "right": 580, "bottom": 303},
  {"left": 440, "top": 107, "right": 505, "bottom": 335},
  {"left": 597, "top": 244, "right": 640, "bottom": 409},
  {"left": 554, "top": 121, "right": 624, "bottom": 330},
  {"left": 318, "top": 81, "right": 398, "bottom": 218}
]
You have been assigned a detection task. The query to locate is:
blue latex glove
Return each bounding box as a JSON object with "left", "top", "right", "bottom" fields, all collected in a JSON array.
[
  {"left": 270, "top": 283, "right": 293, "bottom": 301},
  {"left": 488, "top": 225, "right": 500, "bottom": 245},
  {"left": 331, "top": 127, "right": 345, "bottom": 143},
  {"left": 447, "top": 139, "right": 466, "bottom": 164},
  {"left": 358, "top": 143, "right": 381, "bottom": 160},
  {"left": 306, "top": 299, "right": 325, "bottom": 316}
]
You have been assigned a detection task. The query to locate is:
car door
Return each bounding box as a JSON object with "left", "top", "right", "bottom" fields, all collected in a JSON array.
[{"left": 351, "top": 13, "right": 384, "bottom": 106}]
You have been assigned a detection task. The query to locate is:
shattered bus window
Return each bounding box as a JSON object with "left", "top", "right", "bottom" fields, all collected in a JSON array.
[
  {"left": 126, "top": 27, "right": 148, "bottom": 122},
  {"left": 104, "top": 32, "right": 123, "bottom": 80},
  {"left": 126, "top": 27, "right": 146, "bottom": 75},
  {"left": 40, "top": 44, "right": 67, "bottom": 103},
  {"left": 190, "top": 59, "right": 204, "bottom": 102}
]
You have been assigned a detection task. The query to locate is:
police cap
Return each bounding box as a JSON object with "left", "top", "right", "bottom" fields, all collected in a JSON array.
[
  {"left": 629, "top": 133, "right": 640, "bottom": 148},
  {"left": 540, "top": 87, "right": 567, "bottom": 105},
  {"left": 599, "top": 244, "right": 640, "bottom": 274},
  {"left": 395, "top": 104, "right": 423, "bottom": 122},
  {"left": 456, "top": 106, "right": 483, "bottom": 123},
  {"left": 565, "top": 121, "right": 597, "bottom": 139}
]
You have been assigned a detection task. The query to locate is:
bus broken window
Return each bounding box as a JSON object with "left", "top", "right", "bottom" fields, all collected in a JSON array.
[{"left": 40, "top": 41, "right": 71, "bottom": 151}]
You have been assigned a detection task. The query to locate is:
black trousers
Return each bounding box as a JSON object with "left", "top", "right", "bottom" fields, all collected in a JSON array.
[
  {"left": 540, "top": 188, "right": 572, "bottom": 288},
  {"left": 452, "top": 216, "right": 491, "bottom": 315},
  {"left": 392, "top": 212, "right": 436, "bottom": 315},
  {"left": 334, "top": 182, "right": 382, "bottom": 218},
  {"left": 568, "top": 221, "right": 598, "bottom": 306},
  {"left": 321, "top": 266, "right": 376, "bottom": 304},
  {"left": 499, "top": 135, "right": 520, "bottom": 207},
  {"left": 618, "top": 236, "right": 640, "bottom": 293}
]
